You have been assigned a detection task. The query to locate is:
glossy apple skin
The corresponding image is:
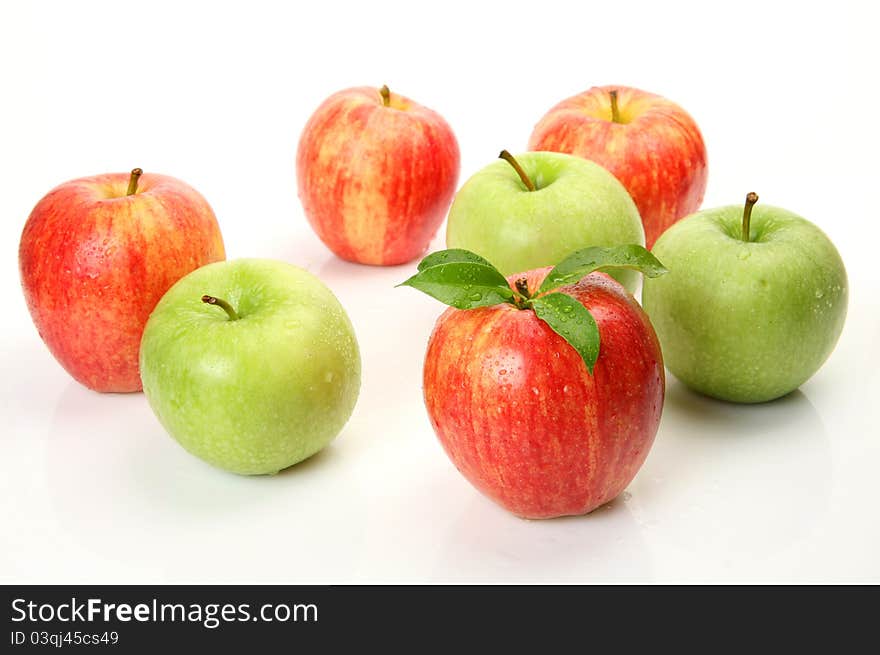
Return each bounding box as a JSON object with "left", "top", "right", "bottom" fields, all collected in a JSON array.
[
  {"left": 19, "top": 173, "right": 225, "bottom": 392},
  {"left": 297, "top": 86, "right": 460, "bottom": 266},
  {"left": 529, "top": 85, "right": 707, "bottom": 248},
  {"left": 423, "top": 268, "right": 664, "bottom": 519},
  {"left": 642, "top": 205, "right": 848, "bottom": 403},
  {"left": 140, "top": 259, "right": 361, "bottom": 475},
  {"left": 446, "top": 151, "right": 645, "bottom": 292}
]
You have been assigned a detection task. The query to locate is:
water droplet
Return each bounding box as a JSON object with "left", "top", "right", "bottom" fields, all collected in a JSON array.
[
  {"left": 563, "top": 384, "right": 570, "bottom": 393},
  {"left": 468, "top": 292, "right": 482, "bottom": 302},
  {"left": 815, "top": 289, "right": 824, "bottom": 299},
  {"left": 498, "top": 369, "right": 507, "bottom": 376},
  {"left": 324, "top": 371, "right": 335, "bottom": 383},
  {"left": 531, "top": 387, "right": 540, "bottom": 396}
]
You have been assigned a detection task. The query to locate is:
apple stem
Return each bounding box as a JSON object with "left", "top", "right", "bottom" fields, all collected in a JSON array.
[
  {"left": 380, "top": 84, "right": 391, "bottom": 107},
  {"left": 741, "top": 192, "right": 759, "bottom": 242},
  {"left": 514, "top": 278, "right": 532, "bottom": 308},
  {"left": 126, "top": 168, "right": 143, "bottom": 196},
  {"left": 610, "top": 90, "right": 621, "bottom": 123},
  {"left": 498, "top": 150, "right": 536, "bottom": 192},
  {"left": 202, "top": 295, "right": 239, "bottom": 321}
]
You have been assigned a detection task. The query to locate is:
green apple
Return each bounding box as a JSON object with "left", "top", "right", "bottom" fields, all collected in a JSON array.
[
  {"left": 139, "top": 258, "right": 361, "bottom": 474},
  {"left": 642, "top": 193, "right": 847, "bottom": 403},
  {"left": 446, "top": 151, "right": 645, "bottom": 291}
]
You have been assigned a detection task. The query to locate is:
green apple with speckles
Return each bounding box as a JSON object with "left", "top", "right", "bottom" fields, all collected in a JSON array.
[
  {"left": 139, "top": 258, "right": 361, "bottom": 474},
  {"left": 642, "top": 193, "right": 847, "bottom": 403},
  {"left": 446, "top": 151, "right": 645, "bottom": 291}
]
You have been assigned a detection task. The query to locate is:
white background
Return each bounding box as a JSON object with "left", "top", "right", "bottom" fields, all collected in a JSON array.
[{"left": 2, "top": 0, "right": 878, "bottom": 583}]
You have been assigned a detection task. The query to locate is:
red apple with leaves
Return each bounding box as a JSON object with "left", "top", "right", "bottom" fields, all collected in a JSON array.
[
  {"left": 297, "top": 85, "right": 460, "bottom": 266},
  {"left": 400, "top": 246, "right": 667, "bottom": 519},
  {"left": 19, "top": 168, "right": 225, "bottom": 392},
  {"left": 529, "top": 85, "right": 708, "bottom": 248}
]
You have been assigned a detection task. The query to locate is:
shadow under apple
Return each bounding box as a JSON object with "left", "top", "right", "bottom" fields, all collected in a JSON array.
[
  {"left": 428, "top": 479, "right": 652, "bottom": 584},
  {"left": 45, "top": 381, "right": 368, "bottom": 582},
  {"left": 626, "top": 378, "right": 832, "bottom": 575}
]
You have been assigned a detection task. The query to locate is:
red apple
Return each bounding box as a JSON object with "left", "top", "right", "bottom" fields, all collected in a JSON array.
[
  {"left": 19, "top": 169, "right": 225, "bottom": 392},
  {"left": 296, "top": 85, "right": 460, "bottom": 265},
  {"left": 528, "top": 85, "right": 708, "bottom": 248},
  {"left": 423, "top": 267, "right": 664, "bottom": 519}
]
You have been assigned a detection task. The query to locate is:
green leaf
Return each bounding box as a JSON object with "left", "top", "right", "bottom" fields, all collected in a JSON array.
[
  {"left": 417, "top": 248, "right": 494, "bottom": 272},
  {"left": 530, "top": 292, "right": 600, "bottom": 374},
  {"left": 539, "top": 244, "right": 668, "bottom": 294},
  {"left": 398, "top": 262, "right": 515, "bottom": 310}
]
